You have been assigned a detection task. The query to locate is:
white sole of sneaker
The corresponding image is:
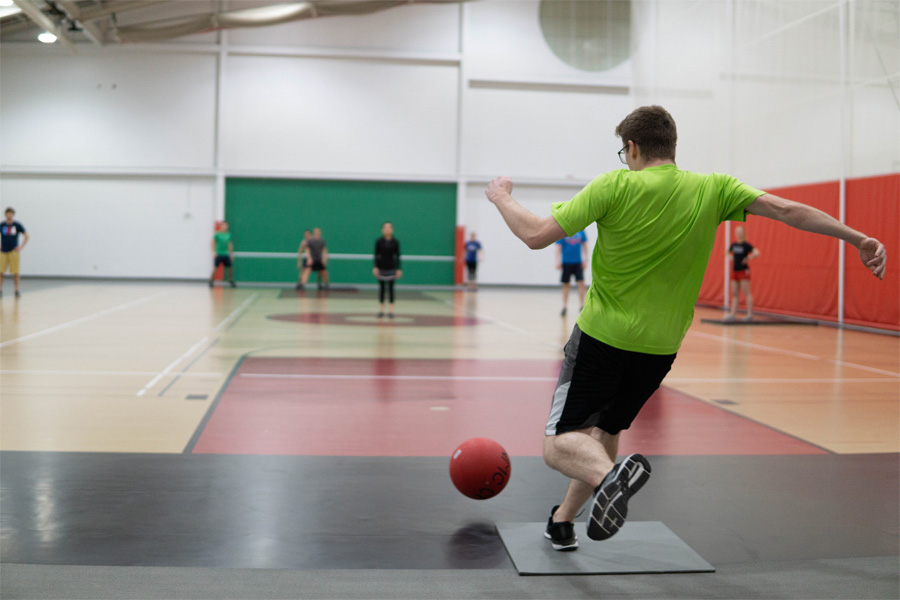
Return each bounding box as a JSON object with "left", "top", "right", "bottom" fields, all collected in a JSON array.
[
  {"left": 543, "top": 530, "right": 578, "bottom": 551},
  {"left": 587, "top": 454, "right": 651, "bottom": 541}
]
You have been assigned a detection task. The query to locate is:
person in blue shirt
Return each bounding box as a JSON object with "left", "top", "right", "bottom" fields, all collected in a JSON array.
[
  {"left": 555, "top": 230, "right": 588, "bottom": 316},
  {"left": 464, "top": 232, "right": 483, "bottom": 291}
]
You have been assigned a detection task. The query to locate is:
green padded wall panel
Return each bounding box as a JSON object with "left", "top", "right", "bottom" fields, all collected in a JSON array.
[{"left": 225, "top": 178, "right": 456, "bottom": 285}]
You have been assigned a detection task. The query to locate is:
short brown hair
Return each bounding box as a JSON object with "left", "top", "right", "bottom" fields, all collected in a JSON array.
[
  {"left": 615, "top": 106, "right": 677, "bottom": 161},
  {"left": 4, "top": 207, "right": 13, "bottom": 215}
]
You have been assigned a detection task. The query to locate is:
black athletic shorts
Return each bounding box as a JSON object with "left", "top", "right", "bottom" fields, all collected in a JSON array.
[
  {"left": 545, "top": 325, "right": 676, "bottom": 436},
  {"left": 466, "top": 261, "right": 477, "bottom": 278},
  {"left": 310, "top": 260, "right": 326, "bottom": 272},
  {"left": 561, "top": 263, "right": 584, "bottom": 283},
  {"left": 214, "top": 255, "right": 232, "bottom": 268}
]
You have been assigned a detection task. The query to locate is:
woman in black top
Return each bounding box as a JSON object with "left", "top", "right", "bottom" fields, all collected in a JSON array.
[{"left": 373, "top": 222, "right": 402, "bottom": 318}]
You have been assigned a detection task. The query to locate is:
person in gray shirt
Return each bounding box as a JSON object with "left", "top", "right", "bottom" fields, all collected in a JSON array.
[{"left": 299, "top": 227, "right": 329, "bottom": 291}]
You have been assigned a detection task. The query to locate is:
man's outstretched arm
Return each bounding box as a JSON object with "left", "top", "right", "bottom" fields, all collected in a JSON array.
[
  {"left": 486, "top": 176, "right": 566, "bottom": 249},
  {"left": 746, "top": 193, "right": 886, "bottom": 279}
]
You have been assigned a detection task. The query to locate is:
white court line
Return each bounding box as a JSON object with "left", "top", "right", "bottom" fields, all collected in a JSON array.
[
  {"left": 667, "top": 377, "right": 896, "bottom": 383},
  {"left": 688, "top": 331, "right": 900, "bottom": 378},
  {"left": 134, "top": 293, "right": 260, "bottom": 397},
  {"left": 687, "top": 331, "right": 822, "bottom": 360},
  {"left": 240, "top": 373, "right": 559, "bottom": 382},
  {"left": 0, "top": 292, "right": 167, "bottom": 349},
  {"left": 430, "top": 296, "right": 562, "bottom": 349},
  {"left": 240, "top": 373, "right": 896, "bottom": 384},
  {"left": 822, "top": 360, "right": 900, "bottom": 377},
  {"left": 1, "top": 369, "right": 222, "bottom": 377},
  {"left": 136, "top": 337, "right": 210, "bottom": 397},
  {"left": 213, "top": 293, "right": 259, "bottom": 332}
]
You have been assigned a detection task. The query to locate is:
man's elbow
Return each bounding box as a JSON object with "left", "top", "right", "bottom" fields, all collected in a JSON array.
[{"left": 523, "top": 234, "right": 551, "bottom": 250}]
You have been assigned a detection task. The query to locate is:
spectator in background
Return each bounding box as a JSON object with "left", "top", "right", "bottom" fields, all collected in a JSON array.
[
  {"left": 726, "top": 225, "right": 761, "bottom": 321},
  {"left": 296, "top": 229, "right": 312, "bottom": 290},
  {"left": 464, "top": 232, "right": 483, "bottom": 291},
  {"left": 209, "top": 222, "right": 235, "bottom": 288},
  {"left": 374, "top": 222, "right": 402, "bottom": 318},
  {"left": 300, "top": 227, "right": 329, "bottom": 291},
  {"left": 556, "top": 231, "right": 588, "bottom": 316},
  {"left": 0, "top": 207, "right": 29, "bottom": 298}
]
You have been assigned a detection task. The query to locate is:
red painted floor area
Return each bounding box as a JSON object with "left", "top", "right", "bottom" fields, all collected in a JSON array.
[{"left": 191, "top": 358, "right": 827, "bottom": 457}]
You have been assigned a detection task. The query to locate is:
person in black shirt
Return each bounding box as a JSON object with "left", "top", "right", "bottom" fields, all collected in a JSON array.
[
  {"left": 726, "top": 225, "right": 761, "bottom": 320},
  {"left": 373, "top": 222, "right": 402, "bottom": 318}
]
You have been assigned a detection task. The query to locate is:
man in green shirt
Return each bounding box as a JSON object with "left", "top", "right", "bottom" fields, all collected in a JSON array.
[
  {"left": 485, "top": 105, "right": 886, "bottom": 551},
  {"left": 209, "top": 222, "right": 236, "bottom": 288}
]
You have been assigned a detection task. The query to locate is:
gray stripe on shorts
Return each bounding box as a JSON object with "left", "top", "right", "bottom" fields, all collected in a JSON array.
[{"left": 545, "top": 325, "right": 582, "bottom": 436}]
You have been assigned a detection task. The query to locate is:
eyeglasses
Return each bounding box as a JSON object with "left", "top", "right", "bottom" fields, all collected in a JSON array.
[{"left": 617, "top": 144, "right": 629, "bottom": 165}]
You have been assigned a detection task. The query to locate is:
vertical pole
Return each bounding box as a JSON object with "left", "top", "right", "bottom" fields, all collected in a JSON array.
[
  {"left": 723, "top": 0, "right": 737, "bottom": 310},
  {"left": 454, "top": 2, "right": 466, "bottom": 286},
  {"left": 214, "top": 29, "right": 228, "bottom": 222},
  {"left": 838, "top": 0, "right": 849, "bottom": 324}
]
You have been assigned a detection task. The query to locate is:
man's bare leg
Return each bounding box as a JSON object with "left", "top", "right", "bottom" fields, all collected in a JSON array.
[
  {"left": 577, "top": 280, "right": 586, "bottom": 307},
  {"left": 742, "top": 280, "right": 753, "bottom": 319},
  {"left": 561, "top": 281, "right": 571, "bottom": 315},
  {"left": 727, "top": 279, "right": 739, "bottom": 317},
  {"left": 547, "top": 428, "right": 618, "bottom": 522}
]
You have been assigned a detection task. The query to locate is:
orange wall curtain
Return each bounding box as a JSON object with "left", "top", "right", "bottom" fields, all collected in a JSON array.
[
  {"left": 695, "top": 173, "right": 898, "bottom": 331},
  {"left": 743, "top": 181, "right": 841, "bottom": 320},
  {"left": 697, "top": 227, "right": 726, "bottom": 304},
  {"left": 844, "top": 174, "right": 899, "bottom": 331}
]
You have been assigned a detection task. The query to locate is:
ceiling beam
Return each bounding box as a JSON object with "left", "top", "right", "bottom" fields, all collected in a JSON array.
[
  {"left": 78, "top": 0, "right": 171, "bottom": 23},
  {"left": 56, "top": 0, "right": 106, "bottom": 45},
  {"left": 11, "top": 0, "right": 77, "bottom": 52}
]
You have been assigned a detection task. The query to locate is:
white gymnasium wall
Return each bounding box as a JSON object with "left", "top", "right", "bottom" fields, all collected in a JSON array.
[
  {"left": 0, "top": 46, "right": 217, "bottom": 169},
  {"left": 0, "top": 176, "right": 215, "bottom": 278},
  {"left": 1, "top": 0, "right": 896, "bottom": 282},
  {"left": 222, "top": 56, "right": 459, "bottom": 176},
  {"left": 464, "top": 182, "right": 593, "bottom": 286}
]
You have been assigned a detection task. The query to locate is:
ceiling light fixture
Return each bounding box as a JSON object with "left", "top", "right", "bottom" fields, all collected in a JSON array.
[{"left": 38, "top": 31, "right": 58, "bottom": 43}]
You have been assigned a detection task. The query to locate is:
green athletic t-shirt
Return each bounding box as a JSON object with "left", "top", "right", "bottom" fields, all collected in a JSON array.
[
  {"left": 214, "top": 231, "right": 232, "bottom": 255},
  {"left": 552, "top": 165, "right": 765, "bottom": 355}
]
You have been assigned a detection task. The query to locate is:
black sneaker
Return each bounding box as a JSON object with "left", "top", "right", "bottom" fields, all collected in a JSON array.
[
  {"left": 544, "top": 505, "right": 578, "bottom": 551},
  {"left": 560, "top": 307, "right": 567, "bottom": 317},
  {"left": 230, "top": 280, "right": 236, "bottom": 288},
  {"left": 14, "top": 290, "right": 20, "bottom": 297},
  {"left": 587, "top": 454, "right": 651, "bottom": 541}
]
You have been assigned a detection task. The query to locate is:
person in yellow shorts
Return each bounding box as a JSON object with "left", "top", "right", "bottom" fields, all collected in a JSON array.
[{"left": 1, "top": 207, "right": 29, "bottom": 298}]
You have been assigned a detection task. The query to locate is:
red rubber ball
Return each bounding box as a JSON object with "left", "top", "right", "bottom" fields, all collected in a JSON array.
[{"left": 449, "top": 437, "right": 511, "bottom": 500}]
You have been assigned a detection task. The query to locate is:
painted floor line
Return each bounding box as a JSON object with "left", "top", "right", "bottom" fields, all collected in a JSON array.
[
  {"left": 0, "top": 292, "right": 167, "bottom": 349},
  {"left": 240, "top": 373, "right": 559, "bottom": 382},
  {"left": 213, "top": 294, "right": 259, "bottom": 332},
  {"left": 667, "top": 377, "right": 896, "bottom": 383},
  {"left": 0, "top": 369, "right": 222, "bottom": 377},
  {"left": 822, "top": 359, "right": 900, "bottom": 377},
  {"left": 687, "top": 331, "right": 899, "bottom": 377},
  {"left": 136, "top": 337, "right": 209, "bottom": 397},
  {"left": 134, "top": 293, "right": 260, "bottom": 397},
  {"left": 687, "top": 331, "right": 822, "bottom": 360},
  {"left": 238, "top": 373, "right": 895, "bottom": 384}
]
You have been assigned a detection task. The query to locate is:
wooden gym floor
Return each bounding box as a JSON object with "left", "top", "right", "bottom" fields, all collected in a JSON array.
[{"left": 1, "top": 280, "right": 897, "bottom": 598}]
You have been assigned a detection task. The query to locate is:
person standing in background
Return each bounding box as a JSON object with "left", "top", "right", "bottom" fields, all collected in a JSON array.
[
  {"left": 374, "top": 222, "right": 402, "bottom": 318},
  {"left": 464, "top": 232, "right": 483, "bottom": 291},
  {"left": 300, "top": 227, "right": 329, "bottom": 291},
  {"left": 296, "top": 229, "right": 311, "bottom": 290},
  {"left": 0, "top": 207, "right": 29, "bottom": 298},
  {"left": 556, "top": 231, "right": 588, "bottom": 316},
  {"left": 726, "top": 225, "right": 761, "bottom": 321},
  {"left": 209, "top": 222, "right": 235, "bottom": 288}
]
